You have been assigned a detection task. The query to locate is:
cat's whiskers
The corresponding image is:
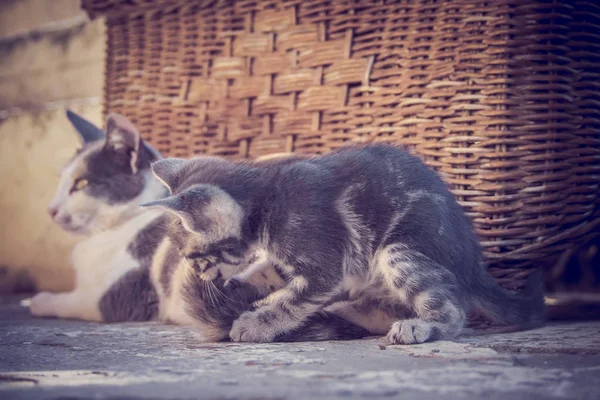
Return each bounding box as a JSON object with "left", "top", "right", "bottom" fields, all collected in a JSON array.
[
  {"left": 211, "top": 280, "right": 242, "bottom": 305},
  {"left": 204, "top": 279, "right": 219, "bottom": 307}
]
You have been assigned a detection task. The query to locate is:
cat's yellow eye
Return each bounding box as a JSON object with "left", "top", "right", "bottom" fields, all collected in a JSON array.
[{"left": 72, "top": 178, "right": 88, "bottom": 192}]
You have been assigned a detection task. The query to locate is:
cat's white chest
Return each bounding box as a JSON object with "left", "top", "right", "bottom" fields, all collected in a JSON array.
[{"left": 72, "top": 211, "right": 160, "bottom": 293}]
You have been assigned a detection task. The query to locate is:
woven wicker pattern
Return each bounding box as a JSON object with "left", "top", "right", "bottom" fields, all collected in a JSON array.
[{"left": 84, "top": 0, "right": 600, "bottom": 289}]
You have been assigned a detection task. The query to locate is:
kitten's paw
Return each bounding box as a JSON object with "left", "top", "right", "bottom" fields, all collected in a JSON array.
[
  {"left": 29, "top": 292, "right": 56, "bottom": 317},
  {"left": 386, "top": 320, "right": 433, "bottom": 345},
  {"left": 230, "top": 311, "right": 276, "bottom": 343}
]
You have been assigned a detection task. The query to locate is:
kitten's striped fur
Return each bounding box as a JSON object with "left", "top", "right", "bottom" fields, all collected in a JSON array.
[{"left": 147, "top": 145, "right": 545, "bottom": 344}]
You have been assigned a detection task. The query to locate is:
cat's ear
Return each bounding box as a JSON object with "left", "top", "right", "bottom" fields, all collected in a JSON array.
[
  {"left": 104, "top": 113, "right": 142, "bottom": 174},
  {"left": 141, "top": 185, "right": 243, "bottom": 235},
  {"left": 141, "top": 193, "right": 198, "bottom": 233},
  {"left": 150, "top": 158, "right": 188, "bottom": 194},
  {"left": 141, "top": 195, "right": 186, "bottom": 213},
  {"left": 66, "top": 110, "right": 105, "bottom": 144}
]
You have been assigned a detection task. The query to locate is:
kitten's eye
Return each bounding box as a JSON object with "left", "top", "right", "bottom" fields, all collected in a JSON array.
[{"left": 71, "top": 178, "right": 88, "bottom": 192}]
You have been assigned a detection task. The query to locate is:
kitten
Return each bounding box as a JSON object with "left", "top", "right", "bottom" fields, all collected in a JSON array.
[{"left": 144, "top": 145, "right": 546, "bottom": 344}]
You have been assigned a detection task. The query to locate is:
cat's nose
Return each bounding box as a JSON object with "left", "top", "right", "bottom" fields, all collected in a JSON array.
[{"left": 48, "top": 206, "right": 59, "bottom": 219}]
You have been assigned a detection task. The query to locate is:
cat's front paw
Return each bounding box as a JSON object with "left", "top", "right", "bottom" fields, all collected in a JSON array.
[
  {"left": 386, "top": 320, "right": 433, "bottom": 345},
  {"left": 29, "top": 292, "right": 55, "bottom": 317},
  {"left": 230, "top": 311, "right": 276, "bottom": 343}
]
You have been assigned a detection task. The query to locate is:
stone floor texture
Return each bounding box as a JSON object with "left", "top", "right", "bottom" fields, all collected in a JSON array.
[{"left": 1, "top": 296, "right": 599, "bottom": 400}]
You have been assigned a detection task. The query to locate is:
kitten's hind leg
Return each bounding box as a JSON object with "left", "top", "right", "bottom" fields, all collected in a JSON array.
[
  {"left": 378, "top": 245, "right": 466, "bottom": 344},
  {"left": 30, "top": 291, "right": 102, "bottom": 322}
]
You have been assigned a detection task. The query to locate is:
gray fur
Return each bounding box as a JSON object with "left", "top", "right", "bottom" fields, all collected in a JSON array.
[
  {"left": 82, "top": 124, "right": 158, "bottom": 204},
  {"left": 127, "top": 215, "right": 168, "bottom": 262},
  {"left": 66, "top": 110, "right": 105, "bottom": 143},
  {"left": 83, "top": 148, "right": 148, "bottom": 203},
  {"left": 181, "top": 271, "right": 263, "bottom": 341},
  {"left": 99, "top": 267, "right": 159, "bottom": 322},
  {"left": 178, "top": 260, "right": 367, "bottom": 342},
  {"left": 275, "top": 311, "right": 372, "bottom": 342},
  {"left": 149, "top": 144, "right": 546, "bottom": 344},
  {"left": 150, "top": 158, "right": 188, "bottom": 193},
  {"left": 67, "top": 110, "right": 162, "bottom": 204}
]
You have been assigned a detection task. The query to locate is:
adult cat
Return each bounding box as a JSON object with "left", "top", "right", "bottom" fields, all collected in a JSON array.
[{"left": 145, "top": 145, "right": 546, "bottom": 344}]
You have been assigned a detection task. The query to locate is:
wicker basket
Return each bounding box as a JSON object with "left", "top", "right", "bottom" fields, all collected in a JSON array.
[{"left": 82, "top": 0, "right": 600, "bottom": 290}]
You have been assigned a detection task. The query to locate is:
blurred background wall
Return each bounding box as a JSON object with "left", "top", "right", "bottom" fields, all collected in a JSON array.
[{"left": 0, "top": 0, "right": 105, "bottom": 293}]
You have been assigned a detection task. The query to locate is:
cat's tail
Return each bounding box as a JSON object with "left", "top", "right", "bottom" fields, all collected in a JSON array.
[
  {"left": 274, "top": 310, "right": 372, "bottom": 342},
  {"left": 470, "top": 269, "right": 546, "bottom": 329}
]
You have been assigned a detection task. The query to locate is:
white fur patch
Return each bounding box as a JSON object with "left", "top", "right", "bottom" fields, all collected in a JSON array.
[{"left": 30, "top": 291, "right": 102, "bottom": 321}]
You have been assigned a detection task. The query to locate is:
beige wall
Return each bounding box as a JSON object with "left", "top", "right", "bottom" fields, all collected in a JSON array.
[
  {"left": 0, "top": 0, "right": 84, "bottom": 39},
  {"left": 0, "top": 0, "right": 105, "bottom": 293},
  {"left": 0, "top": 1, "right": 104, "bottom": 109}
]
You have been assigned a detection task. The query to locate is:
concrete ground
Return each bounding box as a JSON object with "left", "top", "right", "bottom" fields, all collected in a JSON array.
[{"left": 1, "top": 296, "right": 599, "bottom": 400}]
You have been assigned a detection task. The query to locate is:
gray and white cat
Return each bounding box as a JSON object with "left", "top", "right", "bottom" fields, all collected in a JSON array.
[
  {"left": 30, "top": 111, "right": 168, "bottom": 322},
  {"left": 29, "top": 111, "right": 289, "bottom": 341},
  {"left": 144, "top": 145, "right": 546, "bottom": 344}
]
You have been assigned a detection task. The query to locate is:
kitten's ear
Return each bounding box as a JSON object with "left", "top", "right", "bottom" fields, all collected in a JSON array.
[
  {"left": 140, "top": 189, "right": 201, "bottom": 232},
  {"left": 151, "top": 158, "right": 188, "bottom": 194},
  {"left": 140, "top": 196, "right": 185, "bottom": 213},
  {"left": 105, "top": 113, "right": 142, "bottom": 174},
  {"left": 141, "top": 194, "right": 196, "bottom": 232},
  {"left": 142, "top": 184, "right": 243, "bottom": 235},
  {"left": 66, "top": 110, "right": 105, "bottom": 144}
]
